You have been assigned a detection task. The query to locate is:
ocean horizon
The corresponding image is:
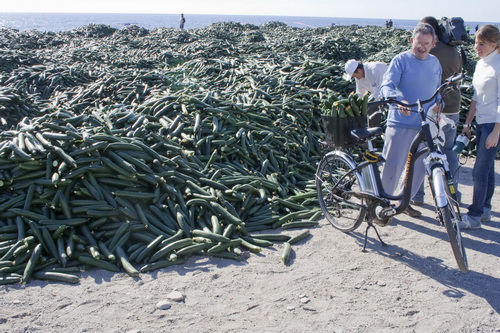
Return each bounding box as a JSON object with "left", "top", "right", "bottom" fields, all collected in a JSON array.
[{"left": 0, "top": 12, "right": 497, "bottom": 33}]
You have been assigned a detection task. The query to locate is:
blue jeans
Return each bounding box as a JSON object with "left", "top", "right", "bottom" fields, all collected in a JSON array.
[
  {"left": 412, "top": 114, "right": 460, "bottom": 203},
  {"left": 468, "top": 123, "right": 500, "bottom": 217}
]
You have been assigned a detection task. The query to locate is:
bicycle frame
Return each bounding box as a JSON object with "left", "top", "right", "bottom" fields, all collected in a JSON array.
[{"left": 329, "top": 131, "right": 429, "bottom": 218}]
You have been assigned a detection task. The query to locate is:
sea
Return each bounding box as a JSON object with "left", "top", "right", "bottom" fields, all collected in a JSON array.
[{"left": 0, "top": 12, "right": 497, "bottom": 33}]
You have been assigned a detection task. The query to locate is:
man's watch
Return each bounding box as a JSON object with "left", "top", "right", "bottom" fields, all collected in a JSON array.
[{"left": 463, "top": 123, "right": 471, "bottom": 128}]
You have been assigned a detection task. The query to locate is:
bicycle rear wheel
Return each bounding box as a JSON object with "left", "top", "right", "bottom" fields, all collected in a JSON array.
[
  {"left": 433, "top": 170, "right": 468, "bottom": 272},
  {"left": 316, "top": 152, "right": 366, "bottom": 232}
]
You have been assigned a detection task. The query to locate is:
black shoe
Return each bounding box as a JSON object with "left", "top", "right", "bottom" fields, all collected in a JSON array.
[{"left": 404, "top": 205, "right": 422, "bottom": 218}]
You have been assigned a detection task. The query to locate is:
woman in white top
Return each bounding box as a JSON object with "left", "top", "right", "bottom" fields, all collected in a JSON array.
[{"left": 460, "top": 24, "right": 500, "bottom": 229}]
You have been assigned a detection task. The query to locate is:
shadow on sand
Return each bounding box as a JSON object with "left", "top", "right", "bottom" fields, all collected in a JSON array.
[{"left": 348, "top": 218, "right": 500, "bottom": 314}]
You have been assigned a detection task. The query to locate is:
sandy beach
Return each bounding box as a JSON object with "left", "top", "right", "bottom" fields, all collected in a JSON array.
[{"left": 1, "top": 157, "right": 498, "bottom": 333}]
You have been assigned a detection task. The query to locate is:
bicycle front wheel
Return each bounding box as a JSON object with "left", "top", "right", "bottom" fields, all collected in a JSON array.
[
  {"left": 316, "top": 152, "right": 366, "bottom": 232},
  {"left": 439, "top": 205, "right": 468, "bottom": 272},
  {"left": 433, "top": 168, "right": 468, "bottom": 272}
]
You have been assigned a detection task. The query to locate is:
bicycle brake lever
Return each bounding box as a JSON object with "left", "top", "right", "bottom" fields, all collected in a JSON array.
[{"left": 446, "top": 73, "right": 465, "bottom": 87}]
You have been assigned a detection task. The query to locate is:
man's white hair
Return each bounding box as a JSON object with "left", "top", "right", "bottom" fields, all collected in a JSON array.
[{"left": 413, "top": 23, "right": 436, "bottom": 40}]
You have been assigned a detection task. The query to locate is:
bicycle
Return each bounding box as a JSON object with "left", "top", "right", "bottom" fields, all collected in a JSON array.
[{"left": 315, "top": 73, "right": 468, "bottom": 272}]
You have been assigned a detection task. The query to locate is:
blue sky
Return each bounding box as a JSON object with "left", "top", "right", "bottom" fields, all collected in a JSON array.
[{"left": 1, "top": 0, "right": 499, "bottom": 23}]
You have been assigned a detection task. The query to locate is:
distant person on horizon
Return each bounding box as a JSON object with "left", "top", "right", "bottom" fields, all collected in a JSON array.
[
  {"left": 459, "top": 24, "right": 500, "bottom": 229},
  {"left": 410, "top": 16, "right": 464, "bottom": 207},
  {"left": 379, "top": 23, "right": 443, "bottom": 218},
  {"left": 180, "top": 14, "right": 186, "bottom": 30},
  {"left": 344, "top": 59, "right": 388, "bottom": 128}
]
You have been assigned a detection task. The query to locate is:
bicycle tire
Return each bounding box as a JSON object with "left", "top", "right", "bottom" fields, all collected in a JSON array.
[
  {"left": 439, "top": 204, "right": 468, "bottom": 272},
  {"left": 316, "top": 153, "right": 366, "bottom": 232},
  {"left": 433, "top": 170, "right": 468, "bottom": 272}
]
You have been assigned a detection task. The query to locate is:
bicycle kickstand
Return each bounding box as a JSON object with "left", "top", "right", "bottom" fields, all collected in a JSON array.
[{"left": 362, "top": 222, "right": 387, "bottom": 252}]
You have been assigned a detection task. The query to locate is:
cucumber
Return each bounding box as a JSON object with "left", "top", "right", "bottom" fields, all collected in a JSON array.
[
  {"left": 97, "top": 241, "right": 116, "bottom": 261},
  {"left": 361, "top": 92, "right": 369, "bottom": 115},
  {"left": 42, "top": 227, "right": 59, "bottom": 260},
  {"left": 191, "top": 229, "right": 231, "bottom": 243},
  {"left": 150, "top": 238, "right": 193, "bottom": 262},
  {"left": 287, "top": 230, "right": 311, "bottom": 244},
  {"left": 0, "top": 275, "right": 21, "bottom": 285},
  {"left": 0, "top": 194, "right": 26, "bottom": 212},
  {"left": 21, "top": 243, "right": 42, "bottom": 284},
  {"left": 77, "top": 255, "right": 120, "bottom": 272},
  {"left": 139, "top": 258, "right": 185, "bottom": 273},
  {"left": 9, "top": 208, "right": 47, "bottom": 221},
  {"left": 240, "top": 235, "right": 273, "bottom": 247},
  {"left": 344, "top": 105, "right": 355, "bottom": 117},
  {"left": 350, "top": 94, "right": 361, "bottom": 117},
  {"left": 134, "top": 235, "right": 164, "bottom": 263},
  {"left": 239, "top": 238, "right": 262, "bottom": 253},
  {"left": 176, "top": 242, "right": 212, "bottom": 257},
  {"left": 53, "top": 146, "right": 77, "bottom": 169},
  {"left": 116, "top": 246, "right": 140, "bottom": 277},
  {"left": 32, "top": 271, "right": 79, "bottom": 284},
  {"left": 206, "top": 239, "right": 242, "bottom": 254},
  {"left": 281, "top": 221, "right": 319, "bottom": 229},
  {"left": 250, "top": 233, "right": 291, "bottom": 242},
  {"left": 281, "top": 242, "right": 292, "bottom": 265}
]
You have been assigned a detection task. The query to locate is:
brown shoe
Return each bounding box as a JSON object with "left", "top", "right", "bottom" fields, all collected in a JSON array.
[
  {"left": 404, "top": 205, "right": 422, "bottom": 218},
  {"left": 410, "top": 199, "right": 423, "bottom": 206}
]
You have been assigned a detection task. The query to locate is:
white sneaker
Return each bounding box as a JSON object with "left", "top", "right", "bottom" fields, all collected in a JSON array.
[
  {"left": 459, "top": 214, "right": 482, "bottom": 230},
  {"left": 481, "top": 208, "right": 492, "bottom": 222}
]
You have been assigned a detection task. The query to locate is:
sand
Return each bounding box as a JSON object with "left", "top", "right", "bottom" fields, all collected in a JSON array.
[{"left": 1, "top": 157, "right": 499, "bottom": 333}]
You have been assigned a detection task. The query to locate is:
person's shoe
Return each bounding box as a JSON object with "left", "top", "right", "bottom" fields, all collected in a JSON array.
[
  {"left": 404, "top": 205, "right": 422, "bottom": 218},
  {"left": 481, "top": 208, "right": 492, "bottom": 222},
  {"left": 459, "top": 214, "right": 482, "bottom": 230},
  {"left": 410, "top": 199, "right": 423, "bottom": 206}
]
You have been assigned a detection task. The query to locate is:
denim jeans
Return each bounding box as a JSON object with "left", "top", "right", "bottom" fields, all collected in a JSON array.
[
  {"left": 412, "top": 114, "right": 460, "bottom": 203},
  {"left": 468, "top": 122, "right": 500, "bottom": 217}
]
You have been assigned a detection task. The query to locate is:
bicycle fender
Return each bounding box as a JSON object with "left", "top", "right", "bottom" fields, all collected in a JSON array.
[
  {"left": 325, "top": 151, "right": 370, "bottom": 191},
  {"left": 431, "top": 167, "right": 448, "bottom": 208}
]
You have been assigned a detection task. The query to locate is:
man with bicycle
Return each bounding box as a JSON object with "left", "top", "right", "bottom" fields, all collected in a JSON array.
[
  {"left": 411, "top": 16, "right": 464, "bottom": 208},
  {"left": 380, "top": 23, "right": 443, "bottom": 218}
]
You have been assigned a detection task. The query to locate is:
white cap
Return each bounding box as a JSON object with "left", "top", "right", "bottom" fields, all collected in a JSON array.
[{"left": 344, "top": 59, "right": 359, "bottom": 80}]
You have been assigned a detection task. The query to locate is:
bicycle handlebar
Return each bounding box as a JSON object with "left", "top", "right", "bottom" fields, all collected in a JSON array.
[{"left": 369, "top": 73, "right": 465, "bottom": 109}]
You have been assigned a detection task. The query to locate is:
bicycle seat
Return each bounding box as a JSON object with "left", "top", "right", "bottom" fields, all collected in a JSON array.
[{"left": 350, "top": 127, "right": 383, "bottom": 141}]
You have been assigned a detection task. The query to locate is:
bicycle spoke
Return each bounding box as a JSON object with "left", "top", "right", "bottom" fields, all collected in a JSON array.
[{"left": 316, "top": 153, "right": 365, "bottom": 232}]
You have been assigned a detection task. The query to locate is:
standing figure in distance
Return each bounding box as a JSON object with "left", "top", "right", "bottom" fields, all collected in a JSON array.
[{"left": 180, "top": 14, "right": 186, "bottom": 30}]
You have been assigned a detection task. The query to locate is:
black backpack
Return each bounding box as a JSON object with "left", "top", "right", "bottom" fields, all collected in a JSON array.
[
  {"left": 437, "top": 17, "right": 469, "bottom": 67},
  {"left": 438, "top": 17, "right": 468, "bottom": 46}
]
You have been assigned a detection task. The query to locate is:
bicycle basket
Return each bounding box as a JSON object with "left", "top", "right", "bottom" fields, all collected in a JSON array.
[{"left": 321, "top": 115, "right": 367, "bottom": 147}]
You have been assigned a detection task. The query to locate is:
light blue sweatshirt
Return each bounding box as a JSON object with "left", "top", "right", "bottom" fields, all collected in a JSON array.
[{"left": 381, "top": 50, "right": 442, "bottom": 129}]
